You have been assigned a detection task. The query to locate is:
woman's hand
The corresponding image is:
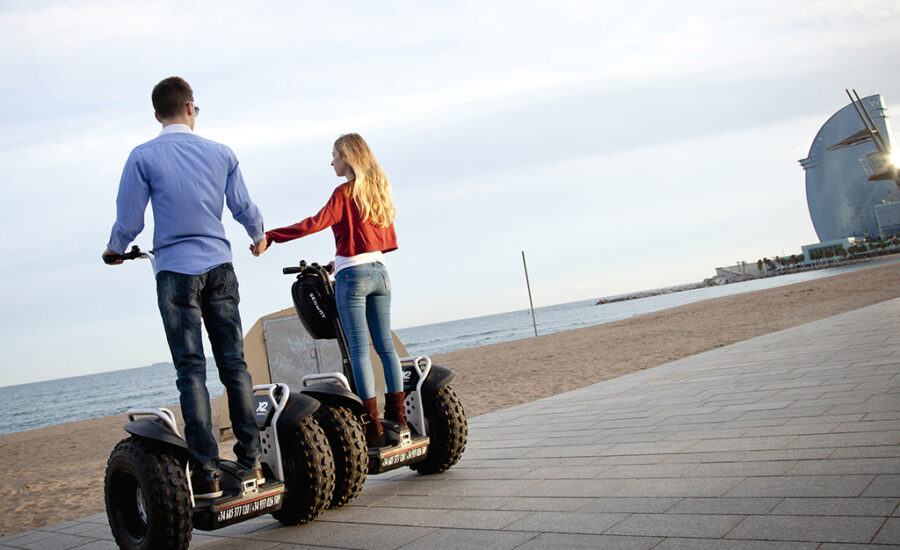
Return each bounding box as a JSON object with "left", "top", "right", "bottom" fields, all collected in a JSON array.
[{"left": 250, "top": 238, "right": 268, "bottom": 257}]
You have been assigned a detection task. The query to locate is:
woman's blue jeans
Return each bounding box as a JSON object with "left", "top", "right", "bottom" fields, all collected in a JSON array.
[
  {"left": 156, "top": 263, "right": 262, "bottom": 476},
  {"left": 334, "top": 263, "right": 403, "bottom": 400}
]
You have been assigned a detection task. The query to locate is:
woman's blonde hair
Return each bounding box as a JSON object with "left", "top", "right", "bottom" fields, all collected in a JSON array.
[{"left": 335, "top": 133, "right": 396, "bottom": 228}]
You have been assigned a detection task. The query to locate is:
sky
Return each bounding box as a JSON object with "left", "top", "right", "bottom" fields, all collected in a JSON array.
[{"left": 1, "top": 0, "right": 899, "bottom": 387}]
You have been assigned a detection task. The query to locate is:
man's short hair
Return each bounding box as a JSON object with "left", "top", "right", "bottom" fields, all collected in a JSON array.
[{"left": 152, "top": 77, "right": 194, "bottom": 120}]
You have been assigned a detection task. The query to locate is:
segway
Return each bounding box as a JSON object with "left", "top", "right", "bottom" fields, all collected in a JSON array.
[
  {"left": 282, "top": 260, "right": 467, "bottom": 507},
  {"left": 103, "top": 247, "right": 336, "bottom": 550}
]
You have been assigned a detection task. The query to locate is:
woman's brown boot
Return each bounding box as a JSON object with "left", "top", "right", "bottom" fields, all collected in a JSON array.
[
  {"left": 361, "top": 397, "right": 385, "bottom": 447},
  {"left": 384, "top": 392, "right": 408, "bottom": 427}
]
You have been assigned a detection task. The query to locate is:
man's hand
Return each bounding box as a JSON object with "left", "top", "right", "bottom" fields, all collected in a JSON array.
[
  {"left": 102, "top": 248, "right": 123, "bottom": 265},
  {"left": 250, "top": 238, "right": 268, "bottom": 257}
]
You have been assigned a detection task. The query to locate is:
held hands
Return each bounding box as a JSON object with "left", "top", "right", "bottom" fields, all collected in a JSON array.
[{"left": 250, "top": 238, "right": 268, "bottom": 257}]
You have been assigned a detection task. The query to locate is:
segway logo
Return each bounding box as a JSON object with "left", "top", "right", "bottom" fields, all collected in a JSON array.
[
  {"left": 216, "top": 494, "right": 282, "bottom": 523},
  {"left": 256, "top": 402, "right": 268, "bottom": 414},
  {"left": 307, "top": 292, "right": 326, "bottom": 319}
]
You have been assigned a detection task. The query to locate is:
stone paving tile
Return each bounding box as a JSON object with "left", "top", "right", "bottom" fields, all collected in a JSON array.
[
  {"left": 738, "top": 448, "right": 835, "bottom": 462},
  {"left": 395, "top": 528, "right": 537, "bottom": 550},
  {"left": 830, "top": 445, "right": 900, "bottom": 459},
  {"left": 247, "top": 521, "right": 435, "bottom": 549},
  {"left": 455, "top": 457, "right": 538, "bottom": 469},
  {"left": 735, "top": 406, "right": 835, "bottom": 422},
  {"left": 501, "top": 511, "right": 628, "bottom": 534},
  {"left": 525, "top": 456, "right": 598, "bottom": 468},
  {"left": 497, "top": 497, "right": 595, "bottom": 512},
  {"left": 379, "top": 494, "right": 515, "bottom": 510},
  {"left": 665, "top": 497, "right": 783, "bottom": 515},
  {"left": 578, "top": 497, "right": 682, "bottom": 514},
  {"left": 770, "top": 497, "right": 899, "bottom": 516},
  {"left": 725, "top": 515, "right": 885, "bottom": 543},
  {"left": 611, "top": 477, "right": 744, "bottom": 498},
  {"left": 788, "top": 457, "right": 900, "bottom": 476},
  {"left": 684, "top": 460, "right": 798, "bottom": 478},
  {"left": 595, "top": 453, "right": 682, "bottom": 465},
  {"left": 516, "top": 478, "right": 633, "bottom": 498},
  {"left": 724, "top": 474, "right": 875, "bottom": 498},
  {"left": 514, "top": 532, "right": 662, "bottom": 549},
  {"left": 785, "top": 431, "right": 900, "bottom": 450},
  {"left": 423, "top": 466, "right": 534, "bottom": 479},
  {"left": 604, "top": 513, "right": 745, "bottom": 538},
  {"left": 742, "top": 423, "right": 841, "bottom": 438},
  {"left": 517, "top": 465, "right": 610, "bottom": 479},
  {"left": 596, "top": 440, "right": 701, "bottom": 457},
  {"left": 191, "top": 538, "right": 285, "bottom": 549},
  {"left": 654, "top": 539, "right": 817, "bottom": 549},
  {"left": 661, "top": 451, "right": 750, "bottom": 463},
  {"left": 418, "top": 509, "right": 532, "bottom": 530},
  {"left": 1, "top": 532, "right": 96, "bottom": 550},
  {"left": 660, "top": 428, "right": 752, "bottom": 441},
  {"left": 317, "top": 504, "right": 442, "bottom": 526},
  {"left": 427, "top": 479, "right": 542, "bottom": 497},
  {"left": 685, "top": 436, "right": 796, "bottom": 453},
  {"left": 834, "top": 419, "right": 900, "bottom": 434},
  {"left": 862, "top": 474, "right": 900, "bottom": 497},
  {"left": 596, "top": 462, "right": 699, "bottom": 479},
  {"left": 522, "top": 444, "right": 612, "bottom": 459},
  {"left": 0, "top": 531, "right": 56, "bottom": 546},
  {"left": 872, "top": 517, "right": 900, "bottom": 545}
]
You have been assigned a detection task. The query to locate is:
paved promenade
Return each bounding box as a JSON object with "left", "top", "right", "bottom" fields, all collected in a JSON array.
[{"left": 3, "top": 299, "right": 900, "bottom": 549}]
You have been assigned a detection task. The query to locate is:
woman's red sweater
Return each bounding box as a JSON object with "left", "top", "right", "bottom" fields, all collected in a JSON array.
[{"left": 265, "top": 183, "right": 398, "bottom": 256}]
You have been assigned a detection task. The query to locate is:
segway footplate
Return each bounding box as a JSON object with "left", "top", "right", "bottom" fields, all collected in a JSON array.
[
  {"left": 193, "top": 461, "right": 286, "bottom": 530},
  {"left": 367, "top": 424, "right": 430, "bottom": 474}
]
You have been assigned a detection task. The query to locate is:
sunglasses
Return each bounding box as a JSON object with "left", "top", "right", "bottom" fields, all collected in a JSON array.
[{"left": 187, "top": 102, "right": 200, "bottom": 116}]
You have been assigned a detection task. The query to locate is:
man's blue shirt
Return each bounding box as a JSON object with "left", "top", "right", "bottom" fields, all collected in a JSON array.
[{"left": 107, "top": 126, "right": 264, "bottom": 275}]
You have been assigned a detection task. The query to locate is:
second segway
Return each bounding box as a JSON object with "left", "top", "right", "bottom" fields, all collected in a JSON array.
[{"left": 282, "top": 260, "right": 468, "bottom": 508}]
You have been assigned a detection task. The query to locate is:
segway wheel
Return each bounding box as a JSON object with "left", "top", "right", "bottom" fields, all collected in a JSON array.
[
  {"left": 409, "top": 385, "right": 468, "bottom": 475},
  {"left": 314, "top": 405, "right": 367, "bottom": 508},
  {"left": 272, "top": 415, "right": 336, "bottom": 525},
  {"left": 105, "top": 437, "right": 192, "bottom": 550}
]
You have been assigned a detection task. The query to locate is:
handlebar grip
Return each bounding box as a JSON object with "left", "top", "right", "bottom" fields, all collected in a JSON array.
[
  {"left": 283, "top": 266, "right": 303, "bottom": 275},
  {"left": 103, "top": 245, "right": 143, "bottom": 264}
]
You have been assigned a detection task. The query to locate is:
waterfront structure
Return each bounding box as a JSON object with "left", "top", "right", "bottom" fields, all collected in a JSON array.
[
  {"left": 802, "top": 238, "right": 856, "bottom": 262},
  {"left": 799, "top": 93, "right": 898, "bottom": 241}
]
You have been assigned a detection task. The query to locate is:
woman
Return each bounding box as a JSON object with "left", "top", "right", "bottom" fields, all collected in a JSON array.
[{"left": 265, "top": 133, "right": 403, "bottom": 447}]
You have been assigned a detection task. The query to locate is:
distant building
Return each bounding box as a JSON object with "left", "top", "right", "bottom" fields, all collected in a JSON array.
[
  {"left": 799, "top": 94, "right": 898, "bottom": 241},
  {"left": 802, "top": 238, "right": 855, "bottom": 262}
]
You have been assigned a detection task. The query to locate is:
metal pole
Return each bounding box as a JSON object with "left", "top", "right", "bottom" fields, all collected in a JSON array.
[{"left": 522, "top": 251, "right": 538, "bottom": 337}]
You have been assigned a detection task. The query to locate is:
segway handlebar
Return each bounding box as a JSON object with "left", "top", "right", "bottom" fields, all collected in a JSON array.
[
  {"left": 282, "top": 261, "right": 333, "bottom": 275},
  {"left": 103, "top": 245, "right": 150, "bottom": 263},
  {"left": 103, "top": 245, "right": 156, "bottom": 271}
]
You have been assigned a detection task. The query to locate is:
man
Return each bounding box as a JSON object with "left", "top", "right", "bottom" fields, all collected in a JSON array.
[{"left": 103, "top": 76, "right": 268, "bottom": 499}]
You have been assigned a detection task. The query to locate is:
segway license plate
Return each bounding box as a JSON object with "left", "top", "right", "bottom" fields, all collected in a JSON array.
[
  {"left": 193, "top": 481, "right": 285, "bottom": 530},
  {"left": 367, "top": 435, "right": 430, "bottom": 474}
]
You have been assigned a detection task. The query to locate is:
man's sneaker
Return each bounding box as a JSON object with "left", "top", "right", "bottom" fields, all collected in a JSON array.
[{"left": 191, "top": 473, "right": 223, "bottom": 499}]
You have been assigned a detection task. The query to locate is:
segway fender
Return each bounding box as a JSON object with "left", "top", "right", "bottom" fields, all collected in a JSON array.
[
  {"left": 300, "top": 382, "right": 365, "bottom": 416},
  {"left": 123, "top": 417, "right": 189, "bottom": 458},
  {"left": 276, "top": 392, "right": 320, "bottom": 431},
  {"left": 405, "top": 364, "right": 456, "bottom": 401}
]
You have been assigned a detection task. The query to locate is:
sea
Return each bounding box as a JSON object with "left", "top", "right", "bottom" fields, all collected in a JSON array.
[{"left": 0, "top": 259, "right": 894, "bottom": 436}]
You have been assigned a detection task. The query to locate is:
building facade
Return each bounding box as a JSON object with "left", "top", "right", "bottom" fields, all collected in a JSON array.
[{"left": 799, "top": 94, "right": 897, "bottom": 241}]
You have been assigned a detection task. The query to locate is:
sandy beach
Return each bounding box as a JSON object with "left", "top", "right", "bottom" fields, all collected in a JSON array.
[{"left": 2, "top": 258, "right": 899, "bottom": 536}]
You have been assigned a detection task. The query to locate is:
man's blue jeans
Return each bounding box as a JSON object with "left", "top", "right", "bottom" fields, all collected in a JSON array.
[
  {"left": 156, "top": 263, "right": 261, "bottom": 476},
  {"left": 334, "top": 262, "right": 403, "bottom": 400}
]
